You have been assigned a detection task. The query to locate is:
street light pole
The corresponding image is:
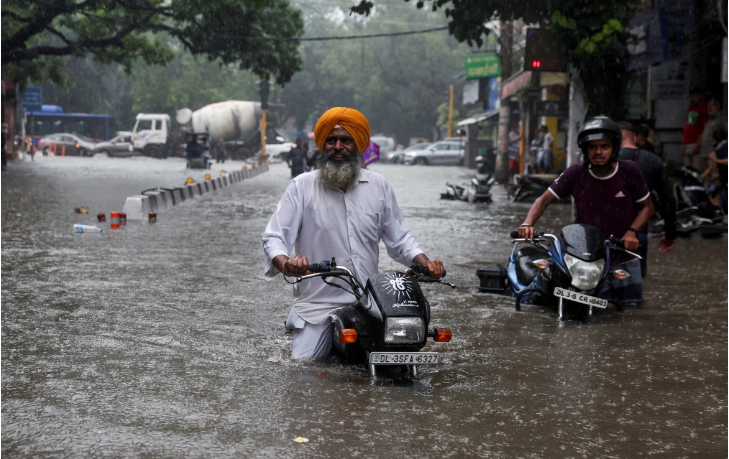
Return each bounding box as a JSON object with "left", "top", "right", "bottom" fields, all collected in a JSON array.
[
  {"left": 259, "top": 73, "right": 270, "bottom": 159},
  {"left": 448, "top": 84, "right": 454, "bottom": 138}
]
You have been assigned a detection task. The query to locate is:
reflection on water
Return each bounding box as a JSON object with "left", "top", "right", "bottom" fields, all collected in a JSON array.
[{"left": 2, "top": 157, "right": 726, "bottom": 457}]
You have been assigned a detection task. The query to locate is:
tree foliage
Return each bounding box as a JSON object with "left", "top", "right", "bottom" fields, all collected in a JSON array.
[
  {"left": 353, "top": 0, "right": 640, "bottom": 118},
  {"left": 277, "top": 5, "right": 473, "bottom": 143},
  {"left": 1, "top": 0, "right": 305, "bottom": 86}
]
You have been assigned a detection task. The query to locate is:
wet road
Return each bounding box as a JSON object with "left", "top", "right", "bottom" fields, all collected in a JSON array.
[{"left": 2, "top": 155, "right": 726, "bottom": 457}]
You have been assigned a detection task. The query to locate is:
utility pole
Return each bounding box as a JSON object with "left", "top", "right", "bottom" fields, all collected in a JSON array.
[
  {"left": 448, "top": 84, "right": 454, "bottom": 138},
  {"left": 258, "top": 73, "right": 270, "bottom": 159}
]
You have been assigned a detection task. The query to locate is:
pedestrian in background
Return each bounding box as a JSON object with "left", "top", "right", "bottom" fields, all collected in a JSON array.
[
  {"left": 635, "top": 124, "right": 656, "bottom": 154},
  {"left": 618, "top": 121, "right": 677, "bottom": 277},
  {"left": 682, "top": 88, "right": 708, "bottom": 170},
  {"left": 305, "top": 142, "right": 319, "bottom": 172},
  {"left": 699, "top": 94, "right": 727, "bottom": 176},
  {"left": 529, "top": 126, "right": 545, "bottom": 173},
  {"left": 536, "top": 125, "right": 553, "bottom": 173},
  {"left": 214, "top": 140, "right": 226, "bottom": 164},
  {"left": 286, "top": 137, "right": 307, "bottom": 178}
]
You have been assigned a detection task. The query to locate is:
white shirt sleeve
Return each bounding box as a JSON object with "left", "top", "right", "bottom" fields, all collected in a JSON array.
[
  {"left": 262, "top": 180, "right": 303, "bottom": 277},
  {"left": 381, "top": 182, "right": 423, "bottom": 267}
]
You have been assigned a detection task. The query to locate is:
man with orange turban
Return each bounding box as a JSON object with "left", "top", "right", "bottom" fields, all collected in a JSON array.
[{"left": 263, "top": 107, "right": 445, "bottom": 360}]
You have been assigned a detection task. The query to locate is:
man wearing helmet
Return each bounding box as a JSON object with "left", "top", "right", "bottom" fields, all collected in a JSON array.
[{"left": 517, "top": 117, "right": 654, "bottom": 304}]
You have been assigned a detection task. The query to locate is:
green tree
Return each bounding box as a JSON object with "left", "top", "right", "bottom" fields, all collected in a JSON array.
[
  {"left": 1, "top": 0, "right": 305, "bottom": 86},
  {"left": 278, "top": 5, "right": 473, "bottom": 143},
  {"left": 352, "top": 0, "right": 640, "bottom": 118}
]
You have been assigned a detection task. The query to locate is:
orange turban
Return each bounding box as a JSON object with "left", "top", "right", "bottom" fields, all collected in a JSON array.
[{"left": 313, "top": 107, "right": 370, "bottom": 154}]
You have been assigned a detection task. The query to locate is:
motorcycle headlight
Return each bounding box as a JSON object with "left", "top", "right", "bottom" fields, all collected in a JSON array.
[
  {"left": 564, "top": 254, "right": 605, "bottom": 290},
  {"left": 384, "top": 317, "right": 424, "bottom": 344}
]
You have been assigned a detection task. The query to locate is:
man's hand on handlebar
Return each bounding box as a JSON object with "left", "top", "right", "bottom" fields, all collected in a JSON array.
[
  {"left": 425, "top": 260, "right": 445, "bottom": 279},
  {"left": 273, "top": 255, "right": 311, "bottom": 276},
  {"left": 620, "top": 231, "right": 640, "bottom": 252},
  {"left": 517, "top": 225, "right": 536, "bottom": 241},
  {"left": 412, "top": 254, "right": 445, "bottom": 279}
]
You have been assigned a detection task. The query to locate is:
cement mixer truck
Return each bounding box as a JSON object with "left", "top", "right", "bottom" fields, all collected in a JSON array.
[
  {"left": 175, "top": 101, "right": 291, "bottom": 160},
  {"left": 129, "top": 101, "right": 291, "bottom": 159}
]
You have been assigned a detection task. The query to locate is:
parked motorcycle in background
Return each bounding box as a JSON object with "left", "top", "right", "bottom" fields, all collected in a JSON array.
[
  {"left": 660, "top": 166, "right": 727, "bottom": 238},
  {"left": 441, "top": 156, "right": 495, "bottom": 203}
]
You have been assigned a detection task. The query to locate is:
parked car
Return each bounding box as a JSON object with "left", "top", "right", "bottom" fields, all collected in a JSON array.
[
  {"left": 93, "top": 131, "right": 135, "bottom": 157},
  {"left": 388, "top": 142, "right": 432, "bottom": 163},
  {"left": 38, "top": 133, "right": 97, "bottom": 156},
  {"left": 257, "top": 134, "right": 296, "bottom": 158},
  {"left": 371, "top": 135, "right": 397, "bottom": 156},
  {"left": 402, "top": 140, "right": 464, "bottom": 166}
]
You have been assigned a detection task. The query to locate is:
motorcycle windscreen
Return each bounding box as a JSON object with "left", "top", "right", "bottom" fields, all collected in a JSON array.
[
  {"left": 560, "top": 224, "right": 606, "bottom": 262},
  {"left": 366, "top": 272, "right": 429, "bottom": 320}
]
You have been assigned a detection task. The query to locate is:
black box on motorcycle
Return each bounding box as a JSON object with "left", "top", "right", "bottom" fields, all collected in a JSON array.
[{"left": 476, "top": 264, "right": 508, "bottom": 293}]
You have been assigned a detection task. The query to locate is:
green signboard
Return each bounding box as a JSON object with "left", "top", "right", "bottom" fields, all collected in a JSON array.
[{"left": 465, "top": 54, "right": 501, "bottom": 79}]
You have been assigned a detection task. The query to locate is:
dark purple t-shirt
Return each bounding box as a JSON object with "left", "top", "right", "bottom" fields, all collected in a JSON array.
[{"left": 549, "top": 160, "right": 650, "bottom": 265}]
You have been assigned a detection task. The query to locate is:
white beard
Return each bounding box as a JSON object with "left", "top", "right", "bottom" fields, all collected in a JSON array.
[{"left": 316, "top": 149, "right": 363, "bottom": 190}]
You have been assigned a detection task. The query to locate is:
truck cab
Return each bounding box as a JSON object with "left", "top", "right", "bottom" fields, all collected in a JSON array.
[{"left": 131, "top": 114, "right": 171, "bottom": 158}]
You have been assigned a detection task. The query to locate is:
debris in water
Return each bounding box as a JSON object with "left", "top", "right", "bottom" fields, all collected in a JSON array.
[
  {"left": 20, "top": 198, "right": 29, "bottom": 202},
  {"left": 75, "top": 206, "right": 89, "bottom": 214},
  {"left": 316, "top": 371, "right": 327, "bottom": 376},
  {"left": 294, "top": 437, "right": 309, "bottom": 443}
]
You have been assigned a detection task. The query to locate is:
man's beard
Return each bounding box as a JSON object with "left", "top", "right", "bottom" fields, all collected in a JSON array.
[{"left": 316, "top": 148, "right": 363, "bottom": 190}]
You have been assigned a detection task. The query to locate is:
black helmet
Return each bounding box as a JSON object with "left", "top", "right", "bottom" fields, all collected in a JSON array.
[{"left": 577, "top": 116, "right": 622, "bottom": 164}]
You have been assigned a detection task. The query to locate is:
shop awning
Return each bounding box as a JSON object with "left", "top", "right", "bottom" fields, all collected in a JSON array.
[{"left": 457, "top": 108, "right": 500, "bottom": 126}]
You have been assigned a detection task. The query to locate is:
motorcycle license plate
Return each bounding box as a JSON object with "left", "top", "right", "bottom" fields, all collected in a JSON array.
[
  {"left": 553, "top": 287, "right": 608, "bottom": 309},
  {"left": 369, "top": 352, "right": 439, "bottom": 365}
]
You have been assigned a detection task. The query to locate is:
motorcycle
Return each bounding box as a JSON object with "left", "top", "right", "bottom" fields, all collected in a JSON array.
[
  {"left": 508, "top": 173, "right": 567, "bottom": 203},
  {"left": 441, "top": 156, "right": 495, "bottom": 203},
  {"left": 477, "top": 224, "right": 642, "bottom": 321},
  {"left": 664, "top": 166, "right": 726, "bottom": 238},
  {"left": 287, "top": 258, "right": 456, "bottom": 378}
]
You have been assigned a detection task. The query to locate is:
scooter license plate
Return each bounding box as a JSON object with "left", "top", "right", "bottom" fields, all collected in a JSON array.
[
  {"left": 369, "top": 352, "right": 439, "bottom": 365},
  {"left": 553, "top": 287, "right": 608, "bottom": 309}
]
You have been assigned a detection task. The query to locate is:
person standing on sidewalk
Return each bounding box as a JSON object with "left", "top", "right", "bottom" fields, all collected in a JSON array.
[
  {"left": 536, "top": 125, "right": 554, "bottom": 173},
  {"left": 698, "top": 94, "right": 727, "bottom": 176},
  {"left": 682, "top": 88, "right": 709, "bottom": 170}
]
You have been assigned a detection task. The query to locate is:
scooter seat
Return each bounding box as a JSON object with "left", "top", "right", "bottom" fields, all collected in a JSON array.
[{"left": 514, "top": 246, "right": 551, "bottom": 287}]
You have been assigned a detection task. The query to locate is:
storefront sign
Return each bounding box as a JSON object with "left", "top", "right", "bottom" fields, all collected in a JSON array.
[{"left": 465, "top": 54, "right": 501, "bottom": 79}]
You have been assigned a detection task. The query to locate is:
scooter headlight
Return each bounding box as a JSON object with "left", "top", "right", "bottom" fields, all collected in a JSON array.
[
  {"left": 384, "top": 317, "right": 424, "bottom": 344},
  {"left": 564, "top": 254, "right": 605, "bottom": 290}
]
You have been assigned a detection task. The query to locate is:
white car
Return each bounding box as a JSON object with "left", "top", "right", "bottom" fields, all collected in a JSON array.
[{"left": 402, "top": 140, "right": 464, "bottom": 166}]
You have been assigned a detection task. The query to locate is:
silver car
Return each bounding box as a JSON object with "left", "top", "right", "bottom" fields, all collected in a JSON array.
[
  {"left": 402, "top": 140, "right": 464, "bottom": 166},
  {"left": 37, "top": 133, "right": 97, "bottom": 157},
  {"left": 93, "top": 131, "right": 135, "bottom": 157}
]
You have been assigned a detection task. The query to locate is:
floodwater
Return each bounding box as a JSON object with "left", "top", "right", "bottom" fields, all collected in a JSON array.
[{"left": 2, "top": 155, "right": 727, "bottom": 457}]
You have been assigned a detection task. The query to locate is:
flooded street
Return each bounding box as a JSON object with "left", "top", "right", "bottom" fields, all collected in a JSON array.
[{"left": 2, "top": 156, "right": 726, "bottom": 457}]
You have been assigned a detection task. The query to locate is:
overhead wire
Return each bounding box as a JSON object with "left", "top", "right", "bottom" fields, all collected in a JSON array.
[{"left": 207, "top": 26, "right": 448, "bottom": 42}]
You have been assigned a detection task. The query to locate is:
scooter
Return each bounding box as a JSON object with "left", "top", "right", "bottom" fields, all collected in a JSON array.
[
  {"left": 441, "top": 156, "right": 495, "bottom": 203},
  {"left": 287, "top": 257, "right": 455, "bottom": 377},
  {"left": 477, "top": 224, "right": 641, "bottom": 321}
]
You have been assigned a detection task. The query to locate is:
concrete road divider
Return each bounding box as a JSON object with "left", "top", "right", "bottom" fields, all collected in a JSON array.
[
  {"left": 121, "top": 162, "right": 268, "bottom": 222},
  {"left": 122, "top": 195, "right": 152, "bottom": 220}
]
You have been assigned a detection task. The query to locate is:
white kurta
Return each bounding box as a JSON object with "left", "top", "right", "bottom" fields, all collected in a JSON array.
[{"left": 263, "top": 169, "right": 423, "bottom": 324}]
